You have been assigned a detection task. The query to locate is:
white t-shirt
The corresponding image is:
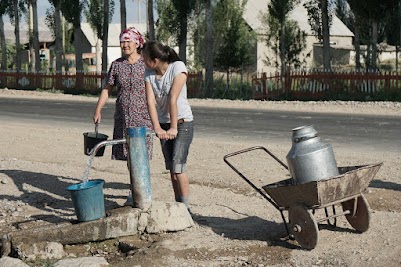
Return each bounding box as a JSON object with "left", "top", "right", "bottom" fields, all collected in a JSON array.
[{"left": 144, "top": 61, "right": 194, "bottom": 124}]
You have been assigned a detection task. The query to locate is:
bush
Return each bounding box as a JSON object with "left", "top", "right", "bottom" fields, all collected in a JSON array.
[{"left": 209, "top": 75, "right": 253, "bottom": 100}]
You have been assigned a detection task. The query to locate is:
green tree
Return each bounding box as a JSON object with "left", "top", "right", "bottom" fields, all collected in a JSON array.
[
  {"left": 263, "top": 0, "right": 299, "bottom": 74},
  {"left": 345, "top": 0, "right": 369, "bottom": 71},
  {"left": 84, "top": 0, "right": 114, "bottom": 74},
  {"left": 204, "top": 0, "right": 213, "bottom": 97},
  {"left": 101, "top": 0, "right": 111, "bottom": 74},
  {"left": 336, "top": 0, "right": 362, "bottom": 70},
  {"left": 214, "top": 0, "right": 256, "bottom": 90},
  {"left": 47, "top": 0, "right": 63, "bottom": 73},
  {"left": 335, "top": 0, "right": 353, "bottom": 32},
  {"left": 0, "top": 1, "right": 10, "bottom": 71},
  {"left": 383, "top": 1, "right": 401, "bottom": 71},
  {"left": 120, "top": 0, "right": 126, "bottom": 32},
  {"left": 321, "top": 0, "right": 331, "bottom": 70},
  {"left": 28, "top": 0, "right": 40, "bottom": 73},
  {"left": 303, "top": 0, "right": 332, "bottom": 70},
  {"left": 9, "top": 0, "right": 26, "bottom": 72},
  {"left": 173, "top": 0, "right": 196, "bottom": 63},
  {"left": 260, "top": 12, "right": 307, "bottom": 71},
  {"left": 61, "top": 0, "right": 85, "bottom": 74},
  {"left": 192, "top": 0, "right": 255, "bottom": 70},
  {"left": 147, "top": 0, "right": 155, "bottom": 40},
  {"left": 0, "top": 16, "right": 5, "bottom": 71},
  {"left": 155, "top": 0, "right": 176, "bottom": 42},
  {"left": 156, "top": 0, "right": 196, "bottom": 63},
  {"left": 348, "top": 0, "right": 399, "bottom": 71}
]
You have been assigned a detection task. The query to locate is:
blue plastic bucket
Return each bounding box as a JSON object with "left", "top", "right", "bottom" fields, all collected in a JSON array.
[{"left": 66, "top": 179, "right": 105, "bottom": 222}]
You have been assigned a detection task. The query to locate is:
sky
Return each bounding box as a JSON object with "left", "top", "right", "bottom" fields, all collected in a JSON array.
[{"left": 4, "top": 0, "right": 149, "bottom": 25}]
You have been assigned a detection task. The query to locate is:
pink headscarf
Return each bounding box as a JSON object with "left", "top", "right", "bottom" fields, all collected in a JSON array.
[{"left": 119, "top": 27, "right": 145, "bottom": 48}]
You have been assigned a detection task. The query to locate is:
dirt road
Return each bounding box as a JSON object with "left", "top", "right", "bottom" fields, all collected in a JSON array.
[{"left": 0, "top": 89, "right": 400, "bottom": 267}]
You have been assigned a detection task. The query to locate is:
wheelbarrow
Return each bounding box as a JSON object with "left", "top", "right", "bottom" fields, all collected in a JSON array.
[{"left": 223, "top": 146, "right": 383, "bottom": 250}]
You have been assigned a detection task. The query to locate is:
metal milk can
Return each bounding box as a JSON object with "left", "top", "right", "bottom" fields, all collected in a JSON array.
[{"left": 286, "top": 125, "right": 339, "bottom": 184}]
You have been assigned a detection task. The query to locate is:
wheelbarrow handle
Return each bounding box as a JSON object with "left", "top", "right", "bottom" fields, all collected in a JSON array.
[
  {"left": 223, "top": 146, "right": 288, "bottom": 211},
  {"left": 223, "top": 146, "right": 288, "bottom": 170}
]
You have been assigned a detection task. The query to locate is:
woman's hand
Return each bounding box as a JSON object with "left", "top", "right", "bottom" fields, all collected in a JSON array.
[
  {"left": 155, "top": 127, "right": 168, "bottom": 140},
  {"left": 166, "top": 127, "right": 178, "bottom": 140},
  {"left": 93, "top": 112, "right": 101, "bottom": 124},
  {"left": 93, "top": 86, "right": 111, "bottom": 124}
]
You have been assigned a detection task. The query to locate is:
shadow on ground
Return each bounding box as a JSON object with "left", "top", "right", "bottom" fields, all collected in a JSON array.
[
  {"left": 370, "top": 179, "right": 401, "bottom": 191},
  {"left": 191, "top": 213, "right": 305, "bottom": 250},
  {"left": 0, "top": 169, "right": 129, "bottom": 223}
]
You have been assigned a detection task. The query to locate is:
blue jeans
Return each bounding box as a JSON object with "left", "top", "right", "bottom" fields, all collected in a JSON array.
[{"left": 160, "top": 121, "right": 194, "bottom": 173}]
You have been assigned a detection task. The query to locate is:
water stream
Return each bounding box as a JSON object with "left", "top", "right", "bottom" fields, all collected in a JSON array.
[
  {"left": 79, "top": 139, "right": 125, "bottom": 188},
  {"left": 81, "top": 151, "right": 96, "bottom": 186}
]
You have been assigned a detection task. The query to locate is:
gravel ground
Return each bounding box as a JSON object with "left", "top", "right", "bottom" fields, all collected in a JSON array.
[{"left": 0, "top": 88, "right": 400, "bottom": 267}]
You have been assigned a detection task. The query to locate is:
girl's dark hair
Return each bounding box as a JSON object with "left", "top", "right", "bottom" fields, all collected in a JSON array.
[{"left": 142, "top": 40, "right": 181, "bottom": 63}]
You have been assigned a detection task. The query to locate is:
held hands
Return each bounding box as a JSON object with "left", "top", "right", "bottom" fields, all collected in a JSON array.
[
  {"left": 155, "top": 126, "right": 177, "bottom": 140},
  {"left": 166, "top": 127, "right": 178, "bottom": 139}
]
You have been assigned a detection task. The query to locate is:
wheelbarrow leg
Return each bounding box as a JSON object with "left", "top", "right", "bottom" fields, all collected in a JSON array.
[
  {"left": 279, "top": 209, "right": 291, "bottom": 238},
  {"left": 324, "top": 206, "right": 337, "bottom": 227}
]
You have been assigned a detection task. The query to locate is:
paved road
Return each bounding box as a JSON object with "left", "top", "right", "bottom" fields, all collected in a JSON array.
[{"left": 1, "top": 97, "right": 400, "bottom": 153}]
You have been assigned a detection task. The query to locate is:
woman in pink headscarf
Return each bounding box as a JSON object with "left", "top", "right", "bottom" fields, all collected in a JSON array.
[{"left": 93, "top": 27, "right": 153, "bottom": 203}]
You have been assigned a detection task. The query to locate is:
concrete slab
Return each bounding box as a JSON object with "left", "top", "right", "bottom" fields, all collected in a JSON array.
[{"left": 1, "top": 201, "right": 194, "bottom": 260}]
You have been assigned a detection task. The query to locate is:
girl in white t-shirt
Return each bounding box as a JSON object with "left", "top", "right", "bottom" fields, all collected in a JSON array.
[{"left": 142, "top": 41, "right": 194, "bottom": 214}]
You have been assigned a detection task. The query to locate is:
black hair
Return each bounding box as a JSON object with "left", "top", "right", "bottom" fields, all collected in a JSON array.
[{"left": 142, "top": 40, "right": 181, "bottom": 63}]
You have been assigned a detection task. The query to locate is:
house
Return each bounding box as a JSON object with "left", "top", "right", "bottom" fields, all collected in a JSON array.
[
  {"left": 4, "top": 18, "right": 54, "bottom": 67},
  {"left": 4, "top": 2, "right": 356, "bottom": 74},
  {"left": 4, "top": 20, "right": 147, "bottom": 72},
  {"left": 51, "top": 23, "right": 147, "bottom": 73},
  {"left": 243, "top": 0, "right": 355, "bottom": 73}
]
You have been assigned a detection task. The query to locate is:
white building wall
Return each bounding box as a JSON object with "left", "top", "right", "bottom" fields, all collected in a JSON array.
[{"left": 245, "top": 0, "right": 354, "bottom": 73}]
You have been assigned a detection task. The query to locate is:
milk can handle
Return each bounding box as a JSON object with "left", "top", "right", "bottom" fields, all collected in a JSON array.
[{"left": 293, "top": 134, "right": 318, "bottom": 143}]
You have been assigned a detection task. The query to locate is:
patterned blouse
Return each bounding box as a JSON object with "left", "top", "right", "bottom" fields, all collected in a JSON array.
[{"left": 107, "top": 57, "right": 153, "bottom": 160}]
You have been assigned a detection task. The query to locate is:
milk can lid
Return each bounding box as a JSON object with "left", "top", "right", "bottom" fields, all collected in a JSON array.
[{"left": 291, "top": 125, "right": 318, "bottom": 142}]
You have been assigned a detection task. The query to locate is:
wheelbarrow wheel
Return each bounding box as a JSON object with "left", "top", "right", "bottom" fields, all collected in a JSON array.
[
  {"left": 289, "top": 204, "right": 319, "bottom": 250},
  {"left": 341, "top": 194, "right": 371, "bottom": 233}
]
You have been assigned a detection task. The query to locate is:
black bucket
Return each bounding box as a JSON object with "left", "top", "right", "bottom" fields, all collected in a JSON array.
[{"left": 83, "top": 124, "right": 108, "bottom": 156}]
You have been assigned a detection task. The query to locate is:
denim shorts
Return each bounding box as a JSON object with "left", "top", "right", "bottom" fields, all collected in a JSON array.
[{"left": 160, "top": 121, "right": 194, "bottom": 173}]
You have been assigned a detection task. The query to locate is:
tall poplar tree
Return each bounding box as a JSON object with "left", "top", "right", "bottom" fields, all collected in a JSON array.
[
  {"left": 304, "top": 0, "right": 332, "bottom": 70},
  {"left": 348, "top": 0, "right": 399, "bottom": 71},
  {"left": 28, "top": 0, "right": 40, "bottom": 73},
  {"left": 265, "top": 0, "right": 299, "bottom": 74},
  {"left": 102, "top": 0, "right": 110, "bottom": 74},
  {"left": 321, "top": 0, "right": 331, "bottom": 70},
  {"left": 10, "top": 0, "right": 24, "bottom": 72},
  {"left": 260, "top": 8, "right": 307, "bottom": 71},
  {"left": 48, "top": 0, "right": 63, "bottom": 73},
  {"left": 62, "top": 0, "right": 85, "bottom": 75},
  {"left": 214, "top": 0, "right": 256, "bottom": 89},
  {"left": 156, "top": 0, "right": 196, "bottom": 63},
  {"left": 0, "top": 1, "right": 9, "bottom": 71},
  {"left": 205, "top": 0, "right": 213, "bottom": 97},
  {"left": 120, "top": 0, "right": 126, "bottom": 32},
  {"left": 147, "top": 0, "right": 155, "bottom": 40},
  {"left": 84, "top": 0, "right": 114, "bottom": 74}
]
